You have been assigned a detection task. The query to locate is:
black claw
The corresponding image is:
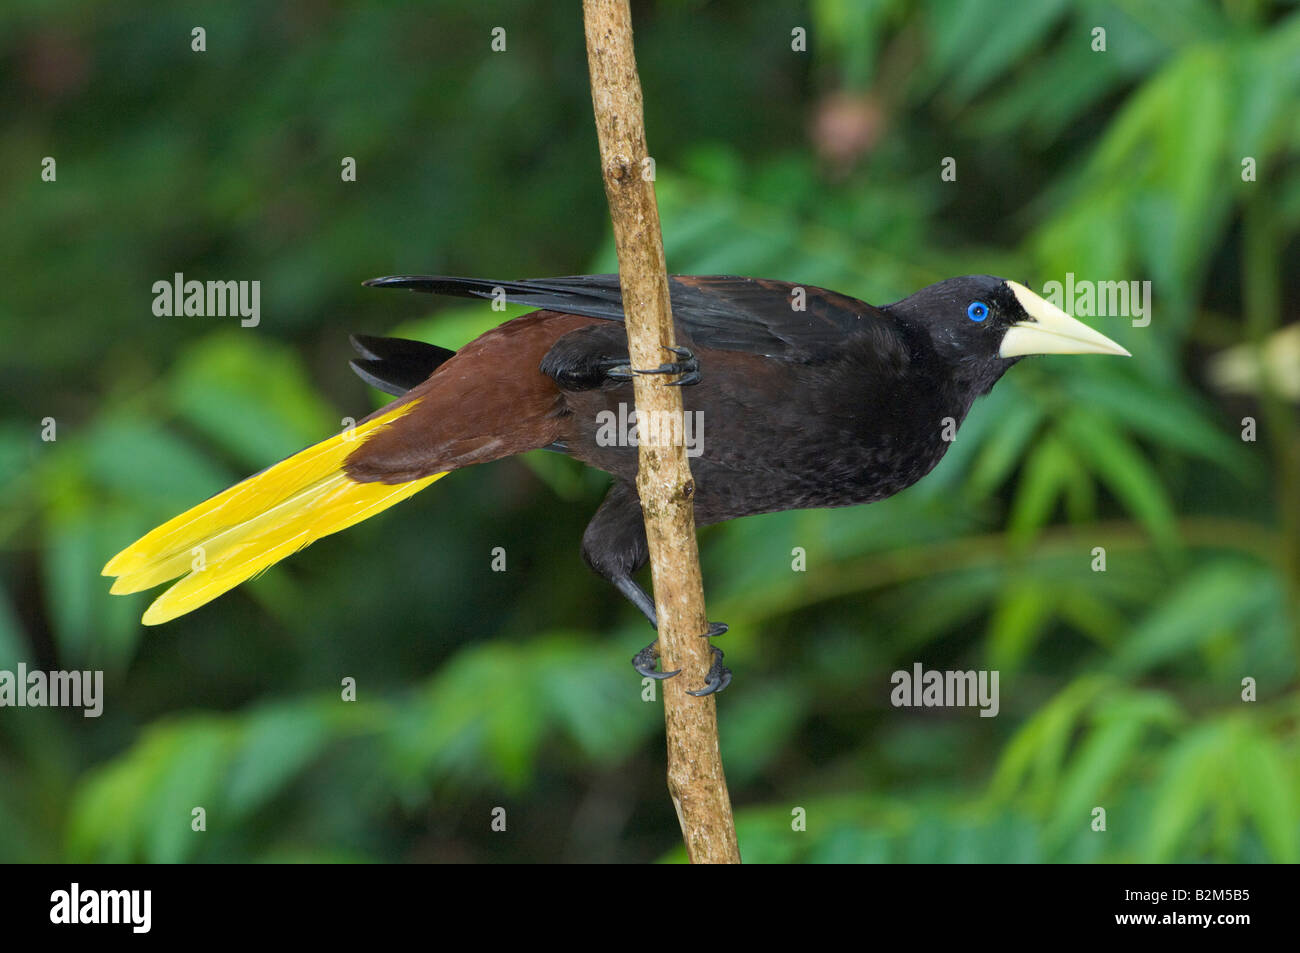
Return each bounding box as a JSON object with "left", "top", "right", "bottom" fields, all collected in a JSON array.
[
  {"left": 703, "top": 621, "right": 729, "bottom": 638},
  {"left": 664, "top": 345, "right": 692, "bottom": 358},
  {"left": 632, "top": 345, "right": 701, "bottom": 384},
  {"left": 598, "top": 358, "right": 635, "bottom": 382},
  {"left": 633, "top": 640, "right": 680, "bottom": 680},
  {"left": 686, "top": 646, "right": 732, "bottom": 697}
]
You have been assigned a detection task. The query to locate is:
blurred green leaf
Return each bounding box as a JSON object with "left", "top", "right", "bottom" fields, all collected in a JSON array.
[
  {"left": 170, "top": 333, "right": 337, "bottom": 468},
  {"left": 1111, "top": 560, "right": 1277, "bottom": 676},
  {"left": 1062, "top": 410, "right": 1179, "bottom": 551}
]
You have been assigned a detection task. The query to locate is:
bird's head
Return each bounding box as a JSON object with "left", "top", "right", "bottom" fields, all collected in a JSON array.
[{"left": 888, "top": 275, "right": 1130, "bottom": 394}]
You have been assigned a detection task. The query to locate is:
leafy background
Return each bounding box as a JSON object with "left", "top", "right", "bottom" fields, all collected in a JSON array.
[{"left": 2, "top": 0, "right": 1298, "bottom": 863}]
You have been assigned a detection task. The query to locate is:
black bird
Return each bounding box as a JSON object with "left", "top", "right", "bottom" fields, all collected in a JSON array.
[{"left": 104, "top": 274, "right": 1130, "bottom": 693}]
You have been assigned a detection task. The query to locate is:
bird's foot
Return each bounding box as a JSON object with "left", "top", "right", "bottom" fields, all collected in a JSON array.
[
  {"left": 632, "top": 639, "right": 680, "bottom": 680},
  {"left": 632, "top": 622, "right": 732, "bottom": 695},
  {"left": 686, "top": 646, "right": 733, "bottom": 697},
  {"left": 633, "top": 346, "right": 701, "bottom": 386}
]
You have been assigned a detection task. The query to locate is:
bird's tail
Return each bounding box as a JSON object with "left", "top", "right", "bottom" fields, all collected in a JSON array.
[{"left": 102, "top": 400, "right": 444, "bottom": 625}]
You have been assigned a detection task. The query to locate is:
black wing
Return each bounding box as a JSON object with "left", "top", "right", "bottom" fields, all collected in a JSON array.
[{"left": 364, "top": 274, "right": 885, "bottom": 361}]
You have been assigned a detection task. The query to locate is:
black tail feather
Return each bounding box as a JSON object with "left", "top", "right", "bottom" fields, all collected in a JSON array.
[{"left": 348, "top": 334, "right": 456, "bottom": 396}]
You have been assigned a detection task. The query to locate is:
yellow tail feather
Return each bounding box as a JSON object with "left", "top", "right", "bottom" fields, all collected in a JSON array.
[{"left": 103, "top": 401, "right": 444, "bottom": 625}]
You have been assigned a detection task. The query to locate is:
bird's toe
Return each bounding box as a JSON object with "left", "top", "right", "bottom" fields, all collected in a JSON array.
[{"left": 632, "top": 639, "right": 680, "bottom": 680}]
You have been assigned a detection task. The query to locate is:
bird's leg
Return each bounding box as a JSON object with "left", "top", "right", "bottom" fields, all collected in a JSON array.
[
  {"left": 614, "top": 574, "right": 728, "bottom": 637},
  {"left": 614, "top": 573, "right": 659, "bottom": 627},
  {"left": 616, "top": 575, "right": 679, "bottom": 680},
  {"left": 583, "top": 481, "right": 731, "bottom": 693},
  {"left": 632, "top": 345, "right": 702, "bottom": 387},
  {"left": 615, "top": 574, "right": 731, "bottom": 692}
]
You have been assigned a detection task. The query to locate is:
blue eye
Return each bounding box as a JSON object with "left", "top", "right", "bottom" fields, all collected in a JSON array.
[{"left": 967, "top": 301, "right": 989, "bottom": 322}]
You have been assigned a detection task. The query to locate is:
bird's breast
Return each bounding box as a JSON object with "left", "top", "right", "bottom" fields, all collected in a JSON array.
[{"left": 559, "top": 349, "right": 969, "bottom": 524}]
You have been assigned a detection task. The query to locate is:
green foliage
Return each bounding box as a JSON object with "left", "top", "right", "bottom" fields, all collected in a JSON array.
[
  {"left": 63, "top": 636, "right": 654, "bottom": 862},
  {"left": 2, "top": 0, "right": 1297, "bottom": 862}
]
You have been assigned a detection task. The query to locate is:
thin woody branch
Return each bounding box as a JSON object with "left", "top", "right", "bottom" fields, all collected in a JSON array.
[{"left": 581, "top": 0, "right": 740, "bottom": 864}]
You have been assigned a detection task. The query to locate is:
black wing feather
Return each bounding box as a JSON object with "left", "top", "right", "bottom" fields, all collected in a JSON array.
[{"left": 364, "top": 274, "right": 884, "bottom": 361}]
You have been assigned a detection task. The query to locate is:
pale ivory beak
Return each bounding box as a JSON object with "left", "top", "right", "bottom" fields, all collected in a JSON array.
[{"left": 1000, "top": 280, "right": 1132, "bottom": 358}]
